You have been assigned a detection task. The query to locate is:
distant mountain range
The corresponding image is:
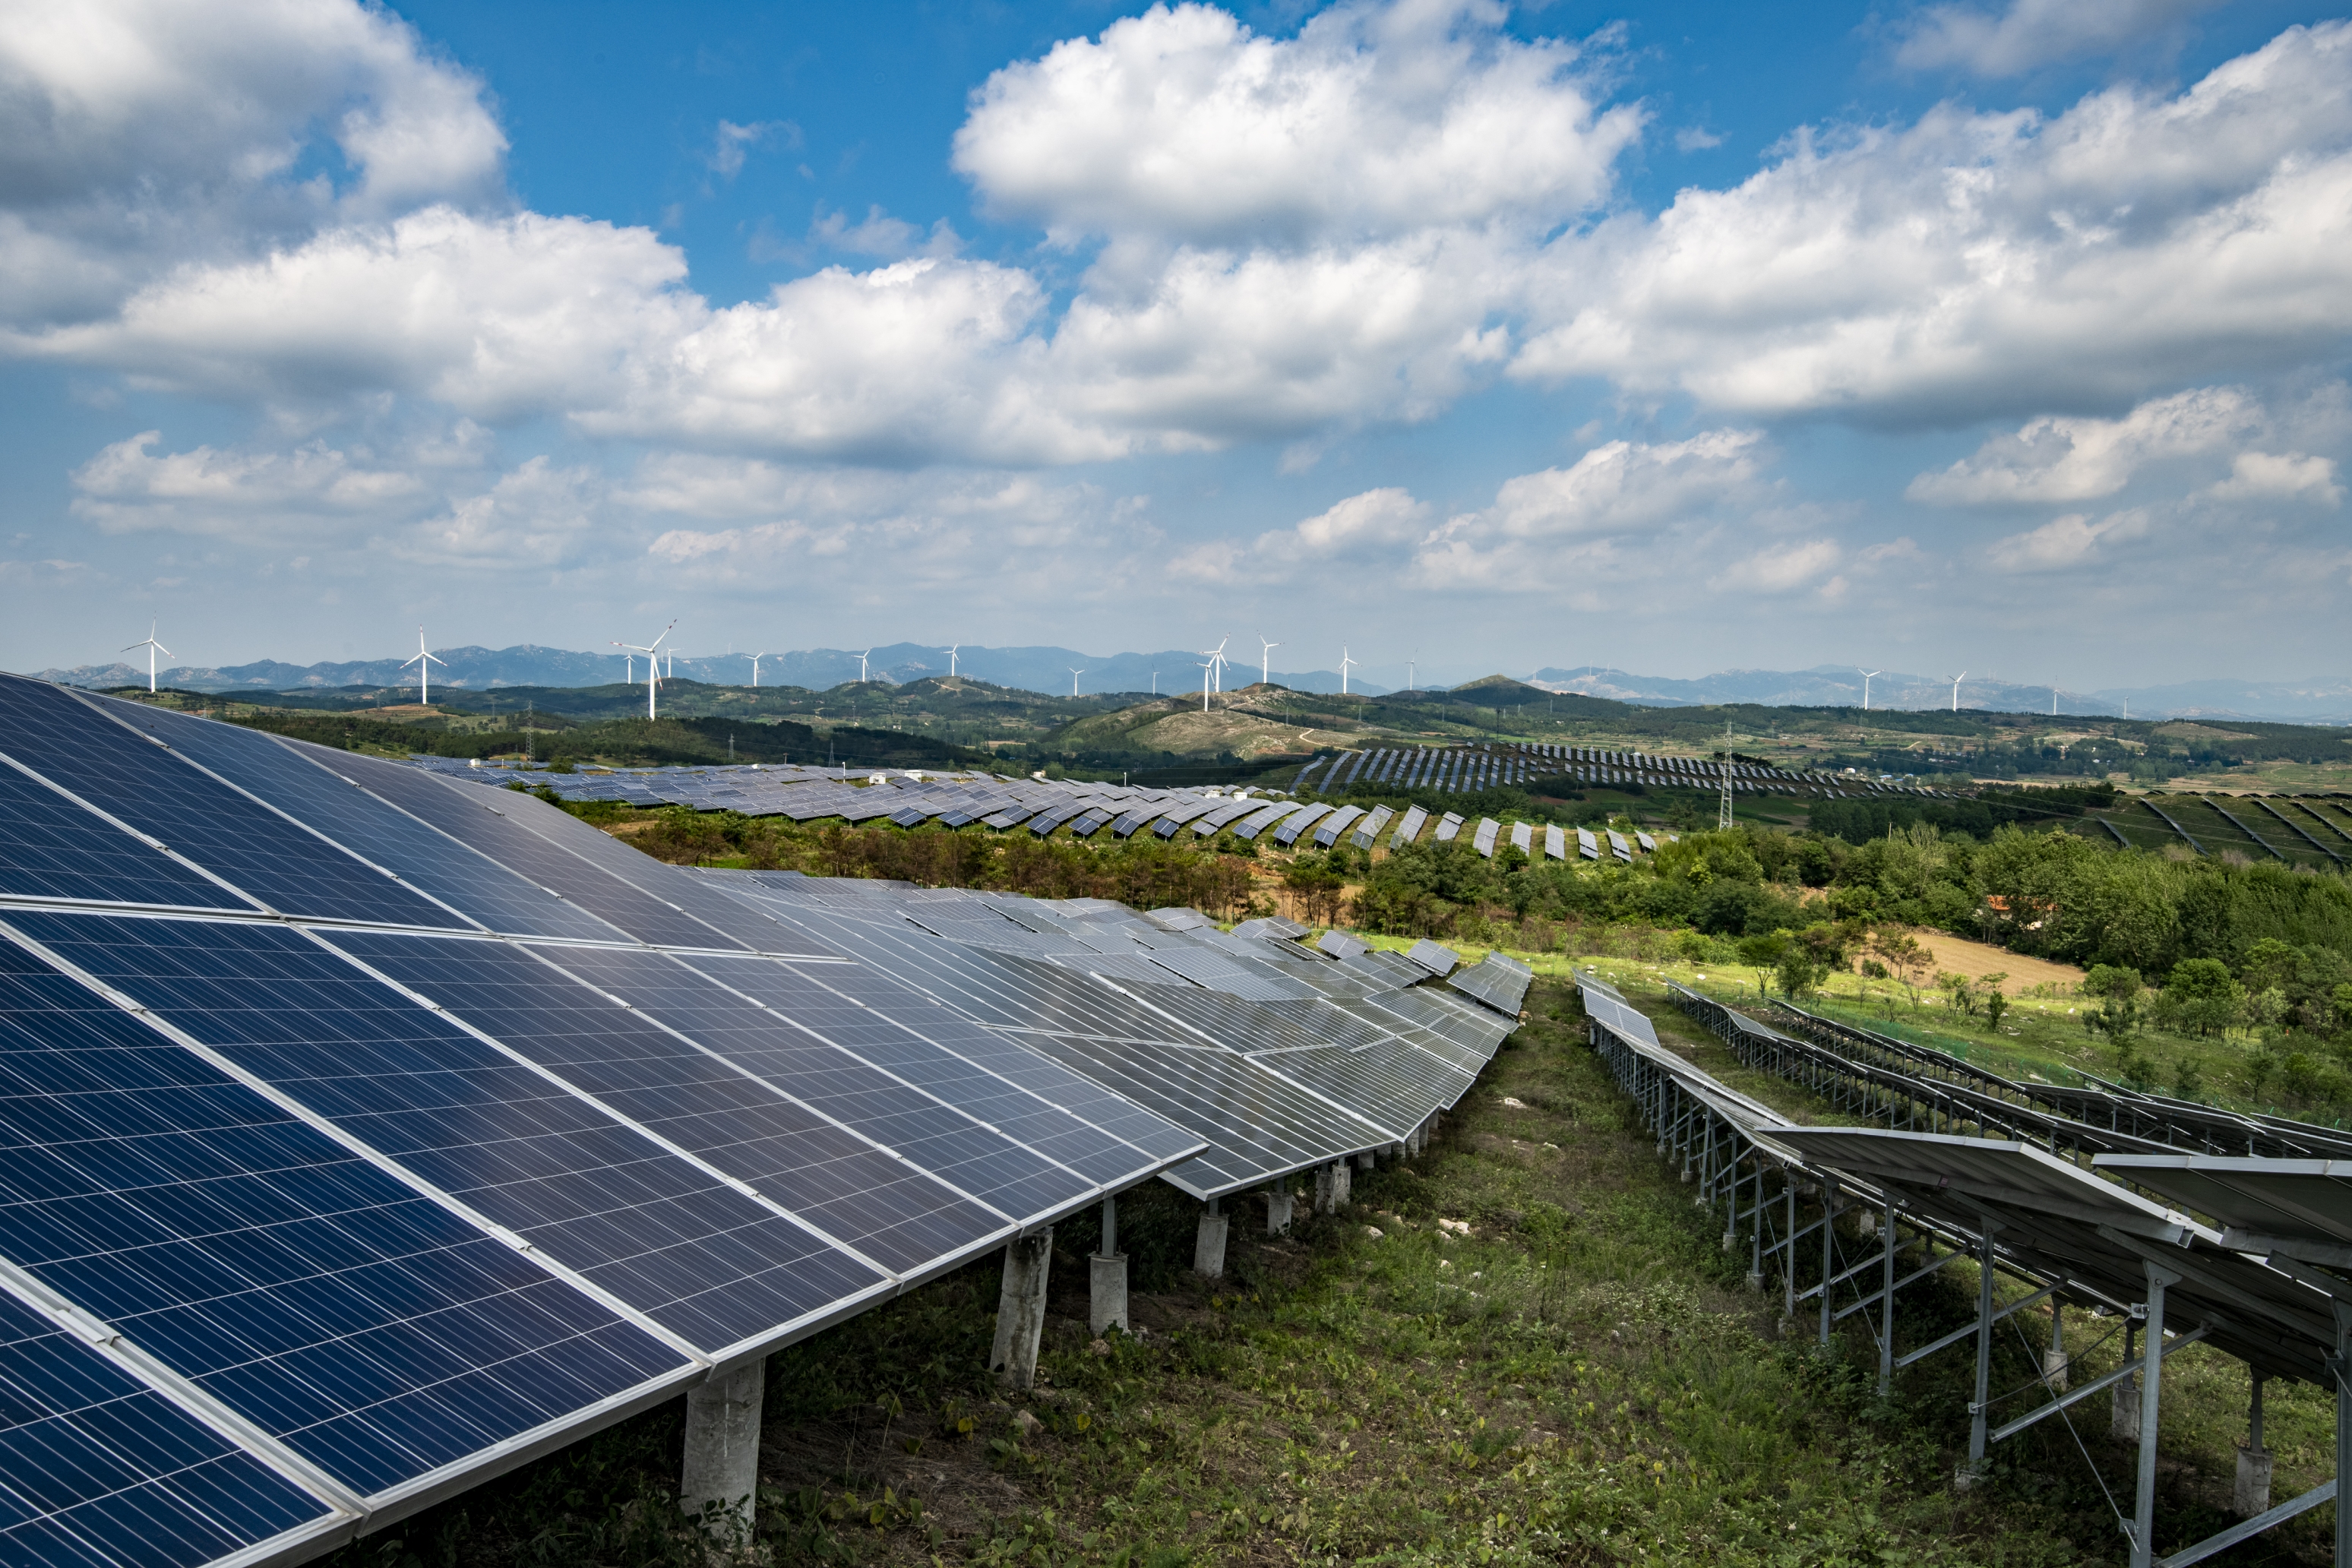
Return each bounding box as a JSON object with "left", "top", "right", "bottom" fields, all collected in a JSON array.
[
  {"left": 26, "top": 644, "right": 2344, "bottom": 722},
  {"left": 31, "top": 642, "right": 1393, "bottom": 700},
  {"left": 1525, "top": 665, "right": 2352, "bottom": 724}
]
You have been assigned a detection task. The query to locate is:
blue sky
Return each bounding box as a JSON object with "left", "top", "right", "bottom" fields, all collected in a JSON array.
[{"left": 2, "top": 0, "right": 2345, "bottom": 690}]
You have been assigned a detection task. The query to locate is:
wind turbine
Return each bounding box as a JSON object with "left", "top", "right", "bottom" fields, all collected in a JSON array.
[
  {"left": 947, "top": 644, "right": 959, "bottom": 680},
  {"left": 1857, "top": 668, "right": 1880, "bottom": 711},
  {"left": 1339, "top": 646, "right": 1358, "bottom": 696},
  {"left": 1068, "top": 667, "right": 1086, "bottom": 697},
  {"left": 856, "top": 649, "right": 873, "bottom": 684},
  {"left": 612, "top": 620, "right": 675, "bottom": 719},
  {"left": 400, "top": 627, "right": 447, "bottom": 705},
  {"left": 1257, "top": 633, "right": 1280, "bottom": 688},
  {"left": 1198, "top": 658, "right": 1216, "bottom": 713},
  {"left": 1201, "top": 637, "right": 1230, "bottom": 694},
  {"left": 122, "top": 621, "right": 171, "bottom": 694},
  {"left": 746, "top": 652, "right": 766, "bottom": 688},
  {"left": 1946, "top": 671, "right": 1967, "bottom": 712}
]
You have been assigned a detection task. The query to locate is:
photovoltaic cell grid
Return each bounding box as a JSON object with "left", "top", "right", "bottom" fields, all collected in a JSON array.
[
  {"left": 705, "top": 877, "right": 1519, "bottom": 1199},
  {"left": 0, "top": 673, "right": 1225, "bottom": 1568}
]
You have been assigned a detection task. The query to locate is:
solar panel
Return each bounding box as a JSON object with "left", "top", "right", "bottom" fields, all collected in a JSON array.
[
  {"left": 1389, "top": 805, "right": 1427, "bottom": 847},
  {"left": 1544, "top": 824, "right": 1567, "bottom": 860},
  {"left": 1313, "top": 805, "right": 1365, "bottom": 847},
  {"left": 1350, "top": 805, "right": 1394, "bottom": 849},
  {"left": 1447, "top": 956, "right": 1533, "bottom": 1016},
  {"left": 1431, "top": 812, "right": 1465, "bottom": 842},
  {"left": 1272, "top": 804, "right": 1334, "bottom": 846},
  {"left": 1471, "top": 819, "right": 1500, "bottom": 857},
  {"left": 1405, "top": 939, "right": 1460, "bottom": 977}
]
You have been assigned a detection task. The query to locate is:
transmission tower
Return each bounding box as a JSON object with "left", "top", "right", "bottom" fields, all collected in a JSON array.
[{"left": 1718, "top": 719, "right": 1735, "bottom": 831}]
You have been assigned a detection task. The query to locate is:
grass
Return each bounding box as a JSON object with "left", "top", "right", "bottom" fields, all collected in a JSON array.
[{"left": 317, "top": 975, "right": 2342, "bottom": 1566}]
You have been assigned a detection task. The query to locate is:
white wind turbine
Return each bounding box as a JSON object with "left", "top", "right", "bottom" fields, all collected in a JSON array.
[
  {"left": 1257, "top": 633, "right": 1280, "bottom": 688},
  {"left": 123, "top": 620, "right": 171, "bottom": 694},
  {"left": 400, "top": 627, "right": 447, "bottom": 705},
  {"left": 1200, "top": 637, "right": 1230, "bottom": 694},
  {"left": 856, "top": 649, "right": 873, "bottom": 684},
  {"left": 947, "top": 644, "right": 960, "bottom": 680},
  {"left": 1857, "top": 668, "right": 1880, "bottom": 712},
  {"left": 1946, "top": 671, "right": 1967, "bottom": 712},
  {"left": 746, "top": 652, "right": 767, "bottom": 687},
  {"left": 1197, "top": 657, "right": 1216, "bottom": 713},
  {"left": 1068, "top": 667, "right": 1086, "bottom": 696},
  {"left": 1339, "top": 646, "right": 1358, "bottom": 696},
  {"left": 612, "top": 620, "right": 676, "bottom": 719}
]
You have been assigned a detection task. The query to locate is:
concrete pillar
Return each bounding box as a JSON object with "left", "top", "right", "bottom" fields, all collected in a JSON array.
[
  {"left": 680, "top": 1358, "right": 765, "bottom": 1538},
  {"left": 1355, "top": 1149, "right": 1375, "bottom": 1172},
  {"left": 989, "top": 1227, "right": 1053, "bottom": 1391},
  {"left": 2235, "top": 1374, "right": 2272, "bottom": 1516},
  {"left": 1331, "top": 1159, "right": 1352, "bottom": 1208},
  {"left": 2044, "top": 1303, "right": 2069, "bottom": 1393},
  {"left": 2112, "top": 1318, "right": 2142, "bottom": 1442},
  {"left": 1089, "top": 1195, "right": 1127, "bottom": 1335},
  {"left": 1194, "top": 1199, "right": 1228, "bottom": 1280},
  {"left": 1266, "top": 1183, "right": 1294, "bottom": 1235},
  {"left": 1314, "top": 1163, "right": 1334, "bottom": 1213}
]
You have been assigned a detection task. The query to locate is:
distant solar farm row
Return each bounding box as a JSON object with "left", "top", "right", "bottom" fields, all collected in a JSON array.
[
  {"left": 1307, "top": 741, "right": 1947, "bottom": 800},
  {"left": 415, "top": 756, "right": 1696, "bottom": 861}
]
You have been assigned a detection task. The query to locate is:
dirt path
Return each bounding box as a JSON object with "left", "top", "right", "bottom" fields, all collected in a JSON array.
[{"left": 1903, "top": 929, "right": 2084, "bottom": 992}]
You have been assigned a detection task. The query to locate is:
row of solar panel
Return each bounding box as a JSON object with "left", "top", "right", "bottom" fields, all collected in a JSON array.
[{"left": 0, "top": 673, "right": 1525, "bottom": 1568}]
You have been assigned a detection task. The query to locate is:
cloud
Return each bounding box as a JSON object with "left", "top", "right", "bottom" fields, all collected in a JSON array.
[
  {"left": 1707, "top": 537, "right": 1842, "bottom": 593},
  {"left": 1987, "top": 507, "right": 2151, "bottom": 570},
  {"left": 2199, "top": 450, "right": 2343, "bottom": 505},
  {"left": 1513, "top": 22, "right": 2352, "bottom": 427},
  {"left": 1892, "top": 0, "right": 2223, "bottom": 77},
  {"left": 398, "top": 456, "right": 601, "bottom": 568},
  {"left": 69, "top": 428, "right": 428, "bottom": 538},
  {"left": 808, "top": 204, "right": 956, "bottom": 259},
  {"left": 708, "top": 119, "right": 795, "bottom": 180},
  {"left": 1906, "top": 386, "right": 2257, "bottom": 504},
  {"left": 0, "top": 0, "right": 505, "bottom": 324},
  {"left": 1674, "top": 126, "right": 1724, "bottom": 151},
  {"left": 952, "top": 0, "right": 1641, "bottom": 248}
]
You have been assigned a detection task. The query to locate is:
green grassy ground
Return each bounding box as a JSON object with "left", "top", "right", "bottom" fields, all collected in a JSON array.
[{"left": 319, "top": 975, "right": 2337, "bottom": 1567}]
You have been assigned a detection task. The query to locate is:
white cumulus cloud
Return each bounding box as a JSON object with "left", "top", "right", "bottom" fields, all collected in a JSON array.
[
  {"left": 2199, "top": 450, "right": 2343, "bottom": 506},
  {"left": 1987, "top": 507, "right": 2151, "bottom": 571},
  {"left": 1892, "top": 0, "right": 2224, "bottom": 77},
  {"left": 1514, "top": 23, "right": 2352, "bottom": 427},
  {"left": 953, "top": 0, "right": 1640, "bottom": 248},
  {"left": 1905, "top": 386, "right": 2258, "bottom": 504}
]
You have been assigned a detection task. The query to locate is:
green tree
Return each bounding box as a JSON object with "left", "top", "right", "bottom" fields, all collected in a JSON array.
[{"left": 2163, "top": 957, "right": 2243, "bottom": 1038}]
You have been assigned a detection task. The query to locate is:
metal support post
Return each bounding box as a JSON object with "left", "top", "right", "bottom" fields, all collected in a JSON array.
[
  {"left": 1784, "top": 1181, "right": 1798, "bottom": 1321},
  {"left": 1820, "top": 1174, "right": 1837, "bottom": 1345},
  {"left": 1878, "top": 1197, "right": 1895, "bottom": 1398},
  {"left": 1747, "top": 1165, "right": 1766, "bottom": 1291},
  {"left": 2335, "top": 1303, "right": 2350, "bottom": 1568},
  {"left": 1965, "top": 1220, "right": 2000, "bottom": 1479},
  {"left": 2046, "top": 1300, "right": 2069, "bottom": 1392},
  {"left": 2130, "top": 1262, "right": 2181, "bottom": 1568}
]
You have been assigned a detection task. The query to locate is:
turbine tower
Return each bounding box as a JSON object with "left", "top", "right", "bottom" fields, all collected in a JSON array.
[
  {"left": 122, "top": 621, "right": 171, "bottom": 694},
  {"left": 746, "top": 652, "right": 766, "bottom": 688},
  {"left": 1857, "top": 668, "right": 1881, "bottom": 711},
  {"left": 612, "top": 619, "right": 675, "bottom": 719},
  {"left": 1068, "top": 667, "right": 1086, "bottom": 697},
  {"left": 947, "top": 644, "right": 959, "bottom": 680},
  {"left": 1946, "top": 671, "right": 1967, "bottom": 713},
  {"left": 1339, "top": 646, "right": 1358, "bottom": 696},
  {"left": 1203, "top": 637, "right": 1230, "bottom": 694},
  {"left": 856, "top": 649, "right": 873, "bottom": 684},
  {"left": 1257, "top": 633, "right": 1280, "bottom": 688},
  {"left": 400, "top": 627, "right": 447, "bottom": 705},
  {"left": 1198, "top": 658, "right": 1216, "bottom": 713}
]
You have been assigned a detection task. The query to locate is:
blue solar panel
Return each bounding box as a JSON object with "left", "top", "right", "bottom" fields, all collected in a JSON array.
[
  {"left": 93, "top": 699, "right": 625, "bottom": 944},
  {"left": 0, "top": 1286, "right": 334, "bottom": 1568},
  {"left": 0, "top": 936, "right": 690, "bottom": 1499},
  {"left": 315, "top": 930, "right": 1010, "bottom": 1277},
  {"left": 0, "top": 682, "right": 460, "bottom": 931},
  {"left": 0, "top": 760, "right": 247, "bottom": 914},
  {"left": 5, "top": 912, "right": 883, "bottom": 1355}
]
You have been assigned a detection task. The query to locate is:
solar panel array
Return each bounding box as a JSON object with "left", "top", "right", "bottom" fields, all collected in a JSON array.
[
  {"left": 0, "top": 674, "right": 1523, "bottom": 1568},
  {"left": 1312, "top": 743, "right": 1949, "bottom": 800}
]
